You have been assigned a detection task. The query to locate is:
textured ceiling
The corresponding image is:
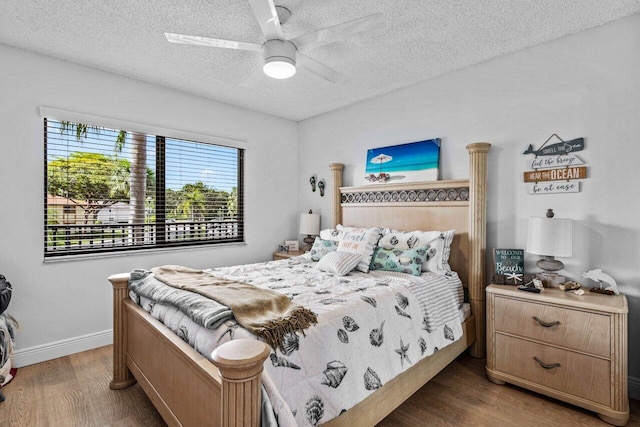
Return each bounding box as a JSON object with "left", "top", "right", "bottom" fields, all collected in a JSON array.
[{"left": 1, "top": 1, "right": 639, "bottom": 121}]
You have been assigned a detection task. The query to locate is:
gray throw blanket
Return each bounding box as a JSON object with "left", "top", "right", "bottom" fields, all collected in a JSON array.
[
  {"left": 129, "top": 269, "right": 233, "bottom": 329},
  {"left": 150, "top": 265, "right": 318, "bottom": 351}
]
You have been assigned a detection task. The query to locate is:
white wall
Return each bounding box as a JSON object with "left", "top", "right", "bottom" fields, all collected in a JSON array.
[
  {"left": 0, "top": 44, "right": 299, "bottom": 360},
  {"left": 298, "top": 14, "right": 640, "bottom": 395},
  {"left": 2, "top": 11, "right": 639, "bottom": 398}
]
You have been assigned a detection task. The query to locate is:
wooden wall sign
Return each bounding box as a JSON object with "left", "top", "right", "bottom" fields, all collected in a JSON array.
[
  {"left": 522, "top": 134, "right": 587, "bottom": 195},
  {"left": 529, "top": 181, "right": 580, "bottom": 195},
  {"left": 523, "top": 166, "right": 587, "bottom": 183},
  {"left": 528, "top": 154, "right": 584, "bottom": 169},
  {"left": 523, "top": 137, "right": 584, "bottom": 156}
]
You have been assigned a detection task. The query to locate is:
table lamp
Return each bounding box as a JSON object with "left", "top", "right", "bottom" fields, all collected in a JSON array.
[
  {"left": 299, "top": 210, "right": 320, "bottom": 252},
  {"left": 526, "top": 208, "right": 572, "bottom": 286}
]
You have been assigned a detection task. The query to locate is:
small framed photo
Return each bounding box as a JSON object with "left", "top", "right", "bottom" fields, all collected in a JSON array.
[
  {"left": 278, "top": 244, "right": 289, "bottom": 253},
  {"left": 285, "top": 240, "right": 299, "bottom": 252}
]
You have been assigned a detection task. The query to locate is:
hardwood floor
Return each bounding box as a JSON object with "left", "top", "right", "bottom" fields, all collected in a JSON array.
[
  {"left": 379, "top": 353, "right": 640, "bottom": 427},
  {"left": 0, "top": 346, "right": 638, "bottom": 426},
  {"left": 0, "top": 346, "right": 165, "bottom": 427}
]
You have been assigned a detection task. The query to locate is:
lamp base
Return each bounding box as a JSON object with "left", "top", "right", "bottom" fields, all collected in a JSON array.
[
  {"left": 536, "top": 256, "right": 564, "bottom": 272},
  {"left": 537, "top": 272, "right": 565, "bottom": 288},
  {"left": 535, "top": 256, "right": 566, "bottom": 287},
  {"left": 302, "top": 235, "right": 315, "bottom": 252}
]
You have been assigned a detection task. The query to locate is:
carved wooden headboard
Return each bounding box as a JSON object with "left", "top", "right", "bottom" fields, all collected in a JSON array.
[
  {"left": 328, "top": 143, "right": 490, "bottom": 357},
  {"left": 338, "top": 180, "right": 471, "bottom": 287}
]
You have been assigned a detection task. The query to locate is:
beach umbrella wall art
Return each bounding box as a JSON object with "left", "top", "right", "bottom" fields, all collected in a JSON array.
[
  {"left": 365, "top": 139, "right": 440, "bottom": 183},
  {"left": 368, "top": 153, "right": 393, "bottom": 182}
]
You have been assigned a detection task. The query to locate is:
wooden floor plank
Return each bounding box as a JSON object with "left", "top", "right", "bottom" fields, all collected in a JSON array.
[
  {"left": 379, "top": 353, "right": 640, "bottom": 427},
  {"left": 0, "top": 346, "right": 637, "bottom": 426}
]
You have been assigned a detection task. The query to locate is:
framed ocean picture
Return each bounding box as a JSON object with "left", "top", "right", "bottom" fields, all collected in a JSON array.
[{"left": 365, "top": 139, "right": 440, "bottom": 183}]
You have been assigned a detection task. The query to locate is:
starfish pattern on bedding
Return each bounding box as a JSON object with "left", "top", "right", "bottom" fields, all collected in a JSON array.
[{"left": 395, "top": 338, "right": 412, "bottom": 367}]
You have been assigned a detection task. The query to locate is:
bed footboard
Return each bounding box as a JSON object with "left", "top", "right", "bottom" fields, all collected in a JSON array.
[
  {"left": 108, "top": 273, "right": 270, "bottom": 427},
  {"left": 109, "top": 273, "right": 137, "bottom": 390},
  {"left": 212, "top": 339, "right": 271, "bottom": 427}
]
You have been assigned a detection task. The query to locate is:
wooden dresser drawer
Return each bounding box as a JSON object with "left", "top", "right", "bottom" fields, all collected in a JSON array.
[
  {"left": 487, "top": 285, "right": 629, "bottom": 425},
  {"left": 494, "top": 296, "right": 610, "bottom": 357},
  {"left": 495, "top": 334, "right": 611, "bottom": 406}
]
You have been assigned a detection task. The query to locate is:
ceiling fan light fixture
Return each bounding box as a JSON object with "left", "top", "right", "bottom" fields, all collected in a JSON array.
[
  {"left": 262, "top": 39, "right": 297, "bottom": 79},
  {"left": 263, "top": 57, "right": 296, "bottom": 79}
]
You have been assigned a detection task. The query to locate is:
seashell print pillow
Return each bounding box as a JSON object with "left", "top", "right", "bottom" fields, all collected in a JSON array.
[
  {"left": 318, "top": 224, "right": 353, "bottom": 242},
  {"left": 336, "top": 226, "right": 383, "bottom": 273},
  {"left": 369, "top": 245, "right": 429, "bottom": 276},
  {"left": 307, "top": 237, "right": 339, "bottom": 262},
  {"left": 378, "top": 229, "right": 455, "bottom": 273}
]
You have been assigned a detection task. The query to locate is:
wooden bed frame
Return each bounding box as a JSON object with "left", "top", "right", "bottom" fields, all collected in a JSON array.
[{"left": 108, "top": 142, "right": 491, "bottom": 427}]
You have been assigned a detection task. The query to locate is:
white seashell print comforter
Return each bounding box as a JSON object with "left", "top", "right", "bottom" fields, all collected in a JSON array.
[{"left": 130, "top": 257, "right": 464, "bottom": 426}]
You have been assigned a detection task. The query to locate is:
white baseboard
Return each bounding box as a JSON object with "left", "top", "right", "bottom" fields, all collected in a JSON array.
[
  {"left": 630, "top": 375, "right": 640, "bottom": 400},
  {"left": 12, "top": 329, "right": 113, "bottom": 368}
]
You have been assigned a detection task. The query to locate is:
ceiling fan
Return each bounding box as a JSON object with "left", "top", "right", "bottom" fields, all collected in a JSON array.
[{"left": 165, "top": 0, "right": 382, "bottom": 85}]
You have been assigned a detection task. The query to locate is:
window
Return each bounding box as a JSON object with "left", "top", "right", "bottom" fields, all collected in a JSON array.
[{"left": 44, "top": 118, "right": 244, "bottom": 257}]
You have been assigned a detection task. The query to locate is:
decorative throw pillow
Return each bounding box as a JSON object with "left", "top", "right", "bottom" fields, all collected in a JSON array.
[
  {"left": 439, "top": 229, "right": 455, "bottom": 270},
  {"left": 315, "top": 251, "right": 362, "bottom": 276},
  {"left": 369, "top": 245, "right": 429, "bottom": 276},
  {"left": 336, "top": 226, "right": 383, "bottom": 273},
  {"left": 319, "top": 225, "right": 353, "bottom": 242},
  {"left": 416, "top": 229, "right": 454, "bottom": 272},
  {"left": 378, "top": 229, "right": 455, "bottom": 273},
  {"left": 307, "top": 237, "right": 339, "bottom": 262}
]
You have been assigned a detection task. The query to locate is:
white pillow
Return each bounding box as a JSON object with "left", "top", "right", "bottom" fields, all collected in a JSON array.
[
  {"left": 315, "top": 251, "right": 362, "bottom": 276},
  {"left": 378, "top": 229, "right": 455, "bottom": 273},
  {"left": 319, "top": 225, "right": 352, "bottom": 242},
  {"left": 337, "top": 226, "right": 383, "bottom": 273}
]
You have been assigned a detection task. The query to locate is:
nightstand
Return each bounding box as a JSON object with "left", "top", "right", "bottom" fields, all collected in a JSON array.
[
  {"left": 273, "top": 250, "right": 305, "bottom": 260},
  {"left": 486, "top": 284, "right": 628, "bottom": 426}
]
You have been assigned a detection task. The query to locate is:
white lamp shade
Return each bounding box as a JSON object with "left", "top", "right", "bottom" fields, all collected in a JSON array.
[
  {"left": 299, "top": 213, "right": 320, "bottom": 236},
  {"left": 526, "top": 216, "right": 572, "bottom": 257}
]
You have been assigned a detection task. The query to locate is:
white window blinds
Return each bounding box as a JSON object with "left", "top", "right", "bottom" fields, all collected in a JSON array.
[{"left": 44, "top": 118, "right": 244, "bottom": 257}]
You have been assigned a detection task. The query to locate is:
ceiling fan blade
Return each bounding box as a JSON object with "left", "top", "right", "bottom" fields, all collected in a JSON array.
[
  {"left": 291, "top": 13, "right": 383, "bottom": 51},
  {"left": 238, "top": 63, "right": 265, "bottom": 88},
  {"left": 248, "top": 0, "right": 284, "bottom": 41},
  {"left": 297, "top": 54, "right": 346, "bottom": 84},
  {"left": 165, "top": 33, "right": 262, "bottom": 52}
]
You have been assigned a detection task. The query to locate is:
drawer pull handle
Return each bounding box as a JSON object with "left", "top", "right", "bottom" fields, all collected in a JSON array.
[
  {"left": 533, "top": 316, "right": 560, "bottom": 328},
  {"left": 533, "top": 357, "right": 561, "bottom": 370}
]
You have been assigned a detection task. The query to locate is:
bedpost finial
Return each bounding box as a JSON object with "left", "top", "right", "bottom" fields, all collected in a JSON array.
[{"left": 466, "top": 142, "right": 491, "bottom": 153}]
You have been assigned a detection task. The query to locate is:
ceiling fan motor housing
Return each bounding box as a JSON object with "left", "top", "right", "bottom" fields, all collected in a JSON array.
[{"left": 263, "top": 39, "right": 296, "bottom": 65}]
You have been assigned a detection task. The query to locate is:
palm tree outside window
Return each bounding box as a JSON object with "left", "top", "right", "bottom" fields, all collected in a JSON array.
[{"left": 44, "top": 119, "right": 244, "bottom": 257}]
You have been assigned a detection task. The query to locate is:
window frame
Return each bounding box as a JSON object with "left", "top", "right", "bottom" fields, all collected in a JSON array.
[{"left": 42, "top": 108, "right": 246, "bottom": 259}]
